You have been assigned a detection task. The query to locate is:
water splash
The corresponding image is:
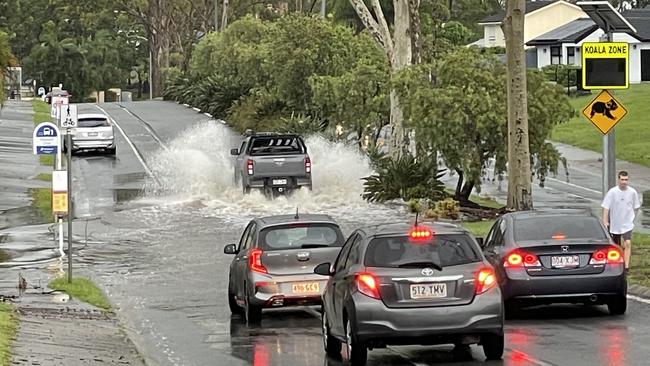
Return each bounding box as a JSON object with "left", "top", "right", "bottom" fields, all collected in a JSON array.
[{"left": 142, "top": 122, "right": 405, "bottom": 223}]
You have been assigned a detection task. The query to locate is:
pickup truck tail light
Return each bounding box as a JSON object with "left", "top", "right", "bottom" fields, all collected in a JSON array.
[
  {"left": 305, "top": 156, "right": 311, "bottom": 173},
  {"left": 247, "top": 159, "right": 254, "bottom": 175}
]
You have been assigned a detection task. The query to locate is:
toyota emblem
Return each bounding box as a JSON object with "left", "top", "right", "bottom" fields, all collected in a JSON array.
[
  {"left": 421, "top": 268, "right": 434, "bottom": 276},
  {"left": 561, "top": 245, "right": 569, "bottom": 252}
]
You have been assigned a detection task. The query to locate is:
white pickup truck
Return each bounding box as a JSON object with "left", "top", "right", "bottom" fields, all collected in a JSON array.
[{"left": 231, "top": 132, "right": 313, "bottom": 195}]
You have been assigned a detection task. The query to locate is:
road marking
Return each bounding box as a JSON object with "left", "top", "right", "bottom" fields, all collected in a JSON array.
[
  {"left": 116, "top": 104, "right": 168, "bottom": 151},
  {"left": 506, "top": 349, "right": 557, "bottom": 366},
  {"left": 192, "top": 107, "right": 201, "bottom": 112},
  {"left": 628, "top": 294, "right": 650, "bottom": 305},
  {"left": 94, "top": 105, "right": 159, "bottom": 185},
  {"left": 203, "top": 112, "right": 212, "bottom": 118},
  {"left": 546, "top": 176, "right": 602, "bottom": 195}
]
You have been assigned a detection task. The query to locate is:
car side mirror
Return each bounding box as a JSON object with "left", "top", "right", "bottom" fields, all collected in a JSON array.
[
  {"left": 224, "top": 244, "right": 238, "bottom": 254},
  {"left": 230, "top": 148, "right": 239, "bottom": 156},
  {"left": 476, "top": 237, "right": 485, "bottom": 248},
  {"left": 314, "top": 262, "right": 333, "bottom": 276}
]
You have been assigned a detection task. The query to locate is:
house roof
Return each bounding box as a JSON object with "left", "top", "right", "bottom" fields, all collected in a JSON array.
[
  {"left": 622, "top": 9, "right": 650, "bottom": 41},
  {"left": 480, "top": 1, "right": 557, "bottom": 24},
  {"left": 526, "top": 18, "right": 598, "bottom": 45},
  {"left": 526, "top": 9, "right": 650, "bottom": 45}
]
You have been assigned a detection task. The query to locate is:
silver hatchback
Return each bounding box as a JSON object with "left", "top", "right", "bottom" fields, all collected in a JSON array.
[
  {"left": 315, "top": 222, "right": 504, "bottom": 365},
  {"left": 224, "top": 214, "right": 345, "bottom": 323},
  {"left": 67, "top": 113, "right": 116, "bottom": 155}
]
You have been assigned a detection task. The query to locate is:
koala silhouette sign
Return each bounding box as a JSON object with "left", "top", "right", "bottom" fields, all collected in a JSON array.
[{"left": 590, "top": 99, "right": 618, "bottom": 120}]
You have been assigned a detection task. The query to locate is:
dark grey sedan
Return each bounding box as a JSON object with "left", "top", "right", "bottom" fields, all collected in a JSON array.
[
  {"left": 479, "top": 209, "right": 626, "bottom": 315},
  {"left": 315, "top": 222, "right": 504, "bottom": 365},
  {"left": 224, "top": 214, "right": 345, "bottom": 323}
]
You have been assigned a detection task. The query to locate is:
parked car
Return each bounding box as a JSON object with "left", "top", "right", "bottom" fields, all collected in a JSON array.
[
  {"left": 224, "top": 213, "right": 345, "bottom": 323},
  {"left": 64, "top": 113, "right": 116, "bottom": 155},
  {"left": 478, "top": 209, "right": 627, "bottom": 315},
  {"left": 315, "top": 221, "right": 504, "bottom": 365},
  {"left": 231, "top": 131, "right": 312, "bottom": 196}
]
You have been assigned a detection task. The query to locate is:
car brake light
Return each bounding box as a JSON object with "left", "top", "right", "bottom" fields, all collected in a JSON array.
[
  {"left": 356, "top": 273, "right": 380, "bottom": 299},
  {"left": 305, "top": 156, "right": 311, "bottom": 173},
  {"left": 504, "top": 251, "right": 540, "bottom": 267},
  {"left": 249, "top": 248, "right": 267, "bottom": 273},
  {"left": 247, "top": 159, "right": 254, "bottom": 175},
  {"left": 409, "top": 227, "right": 433, "bottom": 240},
  {"left": 590, "top": 247, "right": 623, "bottom": 265},
  {"left": 475, "top": 267, "right": 497, "bottom": 294},
  {"left": 551, "top": 233, "right": 566, "bottom": 240}
]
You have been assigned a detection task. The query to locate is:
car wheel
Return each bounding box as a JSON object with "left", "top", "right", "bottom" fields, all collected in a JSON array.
[
  {"left": 244, "top": 296, "right": 262, "bottom": 324},
  {"left": 241, "top": 176, "right": 251, "bottom": 195},
  {"left": 607, "top": 295, "right": 627, "bottom": 315},
  {"left": 322, "top": 307, "right": 341, "bottom": 357},
  {"left": 482, "top": 333, "right": 504, "bottom": 360},
  {"left": 228, "top": 283, "right": 241, "bottom": 315},
  {"left": 345, "top": 317, "right": 367, "bottom": 366}
]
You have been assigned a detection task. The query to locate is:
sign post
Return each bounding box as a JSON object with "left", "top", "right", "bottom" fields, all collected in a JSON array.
[{"left": 577, "top": 1, "right": 635, "bottom": 198}]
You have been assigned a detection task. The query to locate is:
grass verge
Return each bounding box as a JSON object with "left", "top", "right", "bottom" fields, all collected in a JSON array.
[
  {"left": 36, "top": 173, "right": 51, "bottom": 182},
  {"left": 29, "top": 188, "right": 52, "bottom": 223},
  {"left": 0, "top": 303, "right": 17, "bottom": 366},
  {"left": 48, "top": 277, "right": 112, "bottom": 311},
  {"left": 552, "top": 83, "right": 650, "bottom": 167}
]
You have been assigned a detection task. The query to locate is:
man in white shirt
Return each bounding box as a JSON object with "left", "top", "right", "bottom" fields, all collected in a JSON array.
[{"left": 601, "top": 171, "right": 642, "bottom": 271}]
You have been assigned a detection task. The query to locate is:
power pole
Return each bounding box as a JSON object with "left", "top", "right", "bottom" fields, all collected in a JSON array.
[
  {"left": 503, "top": 0, "right": 533, "bottom": 211},
  {"left": 320, "top": 0, "right": 326, "bottom": 18},
  {"left": 603, "top": 27, "right": 616, "bottom": 196}
]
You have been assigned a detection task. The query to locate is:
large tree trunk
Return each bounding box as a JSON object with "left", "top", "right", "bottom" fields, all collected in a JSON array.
[
  {"left": 149, "top": 31, "right": 169, "bottom": 99},
  {"left": 221, "top": 0, "right": 229, "bottom": 31},
  {"left": 503, "top": 0, "right": 533, "bottom": 211}
]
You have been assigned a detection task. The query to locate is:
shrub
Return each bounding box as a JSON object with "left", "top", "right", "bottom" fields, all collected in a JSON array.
[
  {"left": 432, "top": 198, "right": 460, "bottom": 220},
  {"left": 362, "top": 154, "right": 446, "bottom": 203}
]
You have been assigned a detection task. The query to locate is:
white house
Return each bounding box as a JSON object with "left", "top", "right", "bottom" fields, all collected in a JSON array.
[
  {"left": 473, "top": 0, "right": 587, "bottom": 48},
  {"left": 526, "top": 9, "right": 650, "bottom": 83}
]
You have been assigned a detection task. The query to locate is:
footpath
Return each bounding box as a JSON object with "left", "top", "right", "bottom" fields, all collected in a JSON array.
[{"left": 0, "top": 100, "right": 145, "bottom": 366}]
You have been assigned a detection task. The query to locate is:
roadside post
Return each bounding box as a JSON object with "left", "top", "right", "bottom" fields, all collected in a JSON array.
[
  {"left": 33, "top": 122, "right": 63, "bottom": 254},
  {"left": 577, "top": 1, "right": 635, "bottom": 198},
  {"left": 60, "top": 104, "right": 78, "bottom": 283}
]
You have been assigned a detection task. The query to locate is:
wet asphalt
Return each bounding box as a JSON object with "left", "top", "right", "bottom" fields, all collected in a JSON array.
[{"left": 3, "top": 100, "right": 650, "bottom": 365}]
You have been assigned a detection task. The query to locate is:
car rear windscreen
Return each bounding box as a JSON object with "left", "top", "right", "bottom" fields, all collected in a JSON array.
[
  {"left": 513, "top": 216, "right": 607, "bottom": 241},
  {"left": 78, "top": 118, "right": 110, "bottom": 128},
  {"left": 250, "top": 136, "right": 305, "bottom": 155},
  {"left": 364, "top": 234, "right": 481, "bottom": 268},
  {"left": 258, "top": 223, "right": 344, "bottom": 250}
]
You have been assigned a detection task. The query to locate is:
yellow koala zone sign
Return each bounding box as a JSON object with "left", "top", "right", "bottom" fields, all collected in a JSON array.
[{"left": 581, "top": 42, "right": 629, "bottom": 90}]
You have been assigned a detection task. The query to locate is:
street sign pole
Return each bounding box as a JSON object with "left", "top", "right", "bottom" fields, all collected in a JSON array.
[
  {"left": 66, "top": 129, "right": 73, "bottom": 283},
  {"left": 603, "top": 28, "right": 616, "bottom": 197},
  {"left": 56, "top": 133, "right": 64, "bottom": 257}
]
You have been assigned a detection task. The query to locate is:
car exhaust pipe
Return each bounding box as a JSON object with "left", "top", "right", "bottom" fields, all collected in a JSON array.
[{"left": 589, "top": 294, "right": 598, "bottom": 302}]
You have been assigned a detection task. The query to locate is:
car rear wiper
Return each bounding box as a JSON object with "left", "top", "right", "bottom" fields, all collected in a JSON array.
[
  {"left": 397, "top": 261, "right": 443, "bottom": 271},
  {"left": 301, "top": 244, "right": 329, "bottom": 248}
]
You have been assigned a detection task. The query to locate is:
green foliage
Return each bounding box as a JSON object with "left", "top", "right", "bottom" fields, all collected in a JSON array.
[
  {"left": 0, "top": 303, "right": 17, "bottom": 366},
  {"left": 0, "top": 31, "right": 16, "bottom": 103},
  {"left": 394, "top": 47, "right": 575, "bottom": 195},
  {"left": 167, "top": 15, "right": 388, "bottom": 137},
  {"left": 541, "top": 64, "right": 580, "bottom": 88},
  {"left": 49, "top": 277, "right": 111, "bottom": 310},
  {"left": 432, "top": 198, "right": 460, "bottom": 220},
  {"left": 29, "top": 188, "right": 52, "bottom": 223},
  {"left": 362, "top": 154, "right": 447, "bottom": 203}
]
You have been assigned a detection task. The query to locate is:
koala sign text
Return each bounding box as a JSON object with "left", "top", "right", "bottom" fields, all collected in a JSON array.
[
  {"left": 582, "top": 90, "right": 628, "bottom": 134},
  {"left": 581, "top": 42, "right": 629, "bottom": 90}
]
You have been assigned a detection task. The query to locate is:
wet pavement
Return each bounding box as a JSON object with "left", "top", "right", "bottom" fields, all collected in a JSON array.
[{"left": 3, "top": 100, "right": 650, "bottom": 365}]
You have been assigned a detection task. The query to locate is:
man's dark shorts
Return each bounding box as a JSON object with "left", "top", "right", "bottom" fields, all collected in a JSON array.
[{"left": 611, "top": 231, "right": 632, "bottom": 245}]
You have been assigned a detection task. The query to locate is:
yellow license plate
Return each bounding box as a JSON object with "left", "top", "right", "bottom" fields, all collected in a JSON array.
[{"left": 292, "top": 282, "right": 320, "bottom": 294}]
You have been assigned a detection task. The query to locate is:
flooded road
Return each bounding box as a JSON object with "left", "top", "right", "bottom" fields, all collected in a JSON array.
[{"left": 2, "top": 101, "right": 650, "bottom": 365}]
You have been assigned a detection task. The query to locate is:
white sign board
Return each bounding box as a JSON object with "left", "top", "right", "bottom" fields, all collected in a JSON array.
[
  {"left": 33, "top": 122, "right": 60, "bottom": 155},
  {"left": 60, "top": 104, "right": 78, "bottom": 128},
  {"left": 50, "top": 96, "right": 69, "bottom": 118},
  {"left": 52, "top": 170, "right": 68, "bottom": 192}
]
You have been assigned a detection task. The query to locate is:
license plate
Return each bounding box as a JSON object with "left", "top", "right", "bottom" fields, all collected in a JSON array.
[
  {"left": 551, "top": 255, "right": 580, "bottom": 268},
  {"left": 273, "top": 179, "right": 287, "bottom": 186},
  {"left": 410, "top": 283, "right": 447, "bottom": 299},
  {"left": 87, "top": 132, "right": 98, "bottom": 137},
  {"left": 292, "top": 282, "right": 319, "bottom": 294}
]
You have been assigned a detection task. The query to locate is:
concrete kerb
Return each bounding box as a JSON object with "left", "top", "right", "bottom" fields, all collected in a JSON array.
[{"left": 176, "top": 100, "right": 228, "bottom": 125}]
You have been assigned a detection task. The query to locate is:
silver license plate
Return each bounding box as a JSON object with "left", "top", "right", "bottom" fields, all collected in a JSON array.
[
  {"left": 551, "top": 255, "right": 580, "bottom": 268},
  {"left": 87, "top": 132, "right": 98, "bottom": 137},
  {"left": 410, "top": 283, "right": 447, "bottom": 299},
  {"left": 272, "top": 179, "right": 287, "bottom": 185}
]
